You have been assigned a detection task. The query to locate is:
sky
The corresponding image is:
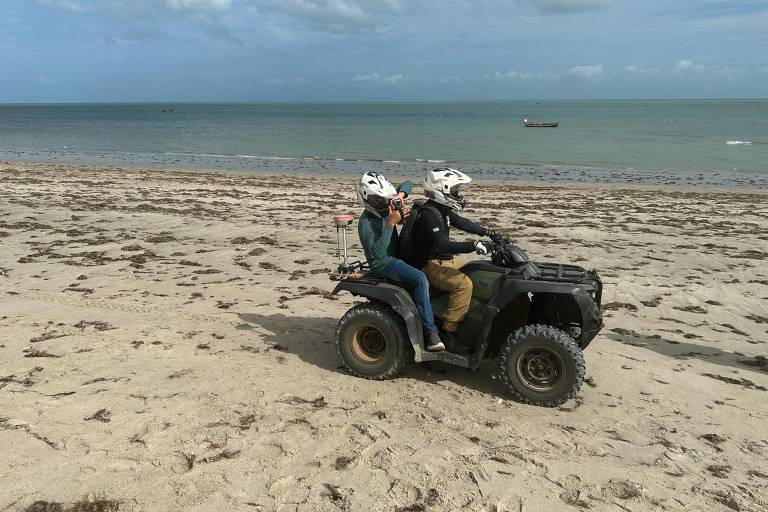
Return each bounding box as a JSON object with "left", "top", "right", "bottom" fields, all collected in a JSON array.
[{"left": 0, "top": 0, "right": 767, "bottom": 102}]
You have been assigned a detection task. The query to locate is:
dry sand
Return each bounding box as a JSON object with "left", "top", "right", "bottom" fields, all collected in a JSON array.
[{"left": 1, "top": 161, "right": 767, "bottom": 512}]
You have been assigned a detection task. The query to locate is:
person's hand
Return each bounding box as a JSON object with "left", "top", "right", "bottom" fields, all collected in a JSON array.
[
  {"left": 387, "top": 208, "right": 402, "bottom": 228},
  {"left": 397, "top": 191, "right": 407, "bottom": 200},
  {"left": 475, "top": 241, "right": 489, "bottom": 255}
]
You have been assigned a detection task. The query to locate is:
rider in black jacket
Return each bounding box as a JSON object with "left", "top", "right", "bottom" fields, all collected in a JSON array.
[{"left": 414, "top": 168, "right": 495, "bottom": 338}]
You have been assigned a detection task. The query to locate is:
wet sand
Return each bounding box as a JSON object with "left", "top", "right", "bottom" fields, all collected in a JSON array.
[{"left": 1, "top": 161, "right": 767, "bottom": 511}]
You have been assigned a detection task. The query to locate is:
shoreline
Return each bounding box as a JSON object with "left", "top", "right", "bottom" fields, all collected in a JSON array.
[{"left": 3, "top": 159, "right": 767, "bottom": 195}]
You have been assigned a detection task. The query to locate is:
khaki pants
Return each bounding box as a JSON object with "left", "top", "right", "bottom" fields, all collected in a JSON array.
[{"left": 422, "top": 257, "right": 473, "bottom": 332}]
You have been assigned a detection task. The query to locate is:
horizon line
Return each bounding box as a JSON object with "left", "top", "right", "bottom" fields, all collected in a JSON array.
[{"left": 1, "top": 97, "right": 767, "bottom": 106}]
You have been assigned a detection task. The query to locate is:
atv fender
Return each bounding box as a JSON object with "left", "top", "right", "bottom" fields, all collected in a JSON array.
[
  {"left": 472, "top": 280, "right": 597, "bottom": 370},
  {"left": 332, "top": 281, "right": 428, "bottom": 362}
]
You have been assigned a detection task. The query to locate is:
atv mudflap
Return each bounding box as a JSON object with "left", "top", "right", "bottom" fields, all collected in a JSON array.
[{"left": 331, "top": 278, "right": 474, "bottom": 368}]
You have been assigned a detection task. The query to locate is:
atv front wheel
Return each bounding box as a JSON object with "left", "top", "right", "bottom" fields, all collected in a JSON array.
[
  {"left": 336, "top": 302, "right": 411, "bottom": 380},
  {"left": 498, "top": 324, "right": 585, "bottom": 407}
]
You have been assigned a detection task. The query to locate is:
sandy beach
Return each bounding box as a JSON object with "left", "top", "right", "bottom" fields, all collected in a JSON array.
[{"left": 1, "top": 161, "right": 767, "bottom": 512}]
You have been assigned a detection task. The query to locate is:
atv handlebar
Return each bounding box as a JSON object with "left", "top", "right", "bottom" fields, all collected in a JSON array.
[{"left": 488, "top": 238, "right": 530, "bottom": 268}]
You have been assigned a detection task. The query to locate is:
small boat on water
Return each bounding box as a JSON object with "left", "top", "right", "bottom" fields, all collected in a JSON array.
[{"left": 524, "top": 118, "right": 559, "bottom": 127}]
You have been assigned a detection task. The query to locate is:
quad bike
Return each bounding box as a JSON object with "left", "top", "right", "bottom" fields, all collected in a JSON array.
[{"left": 329, "top": 215, "right": 603, "bottom": 407}]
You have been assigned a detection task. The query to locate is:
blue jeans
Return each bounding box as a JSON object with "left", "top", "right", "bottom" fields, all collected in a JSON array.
[{"left": 383, "top": 258, "right": 438, "bottom": 336}]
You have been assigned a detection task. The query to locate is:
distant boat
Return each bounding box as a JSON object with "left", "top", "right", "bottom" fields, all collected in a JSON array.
[{"left": 524, "top": 118, "right": 559, "bottom": 127}]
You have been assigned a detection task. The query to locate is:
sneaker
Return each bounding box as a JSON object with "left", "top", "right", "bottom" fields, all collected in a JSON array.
[{"left": 426, "top": 332, "right": 445, "bottom": 352}]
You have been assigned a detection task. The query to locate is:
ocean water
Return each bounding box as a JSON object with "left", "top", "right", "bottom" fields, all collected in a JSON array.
[{"left": 1, "top": 100, "right": 766, "bottom": 187}]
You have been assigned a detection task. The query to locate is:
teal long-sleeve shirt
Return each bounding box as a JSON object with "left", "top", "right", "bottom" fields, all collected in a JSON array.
[{"left": 357, "top": 180, "right": 413, "bottom": 275}]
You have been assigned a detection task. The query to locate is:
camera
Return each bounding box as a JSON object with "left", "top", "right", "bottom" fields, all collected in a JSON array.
[{"left": 388, "top": 197, "right": 404, "bottom": 212}]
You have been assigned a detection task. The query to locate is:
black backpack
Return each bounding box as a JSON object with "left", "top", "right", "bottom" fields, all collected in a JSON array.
[{"left": 398, "top": 201, "right": 439, "bottom": 269}]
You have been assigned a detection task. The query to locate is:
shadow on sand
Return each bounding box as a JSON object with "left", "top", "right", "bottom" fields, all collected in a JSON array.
[
  {"left": 236, "top": 311, "right": 510, "bottom": 398},
  {"left": 605, "top": 333, "right": 768, "bottom": 376}
]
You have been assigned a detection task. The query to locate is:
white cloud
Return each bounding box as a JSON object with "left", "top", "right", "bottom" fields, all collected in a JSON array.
[
  {"left": 495, "top": 70, "right": 534, "bottom": 80},
  {"left": 164, "top": 0, "right": 232, "bottom": 11},
  {"left": 39, "top": 0, "right": 89, "bottom": 13},
  {"left": 352, "top": 72, "right": 405, "bottom": 84},
  {"left": 674, "top": 60, "right": 706, "bottom": 73},
  {"left": 39, "top": 0, "right": 233, "bottom": 14},
  {"left": 262, "top": 0, "right": 404, "bottom": 30},
  {"left": 623, "top": 64, "right": 658, "bottom": 76},
  {"left": 568, "top": 64, "right": 604, "bottom": 79},
  {"left": 523, "top": 0, "right": 613, "bottom": 14}
]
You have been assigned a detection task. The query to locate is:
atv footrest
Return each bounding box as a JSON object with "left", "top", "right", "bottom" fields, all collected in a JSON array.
[{"left": 418, "top": 351, "right": 473, "bottom": 368}]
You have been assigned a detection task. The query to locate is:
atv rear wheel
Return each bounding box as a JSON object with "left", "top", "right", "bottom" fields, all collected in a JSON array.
[
  {"left": 336, "top": 302, "right": 411, "bottom": 380},
  {"left": 498, "top": 324, "right": 585, "bottom": 407}
]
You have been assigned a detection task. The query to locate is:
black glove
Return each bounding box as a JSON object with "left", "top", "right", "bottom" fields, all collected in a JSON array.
[{"left": 487, "top": 230, "right": 505, "bottom": 244}]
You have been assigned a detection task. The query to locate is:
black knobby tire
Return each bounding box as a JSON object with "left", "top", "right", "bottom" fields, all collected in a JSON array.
[
  {"left": 498, "top": 324, "right": 585, "bottom": 407},
  {"left": 335, "top": 302, "right": 411, "bottom": 380}
]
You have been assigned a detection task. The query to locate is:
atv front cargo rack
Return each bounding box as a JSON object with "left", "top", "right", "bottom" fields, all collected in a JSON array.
[{"left": 533, "top": 262, "right": 590, "bottom": 283}]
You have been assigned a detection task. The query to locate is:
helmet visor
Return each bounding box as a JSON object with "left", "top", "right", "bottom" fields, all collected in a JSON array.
[
  {"left": 449, "top": 184, "right": 467, "bottom": 200},
  {"left": 449, "top": 184, "right": 467, "bottom": 208},
  {"left": 367, "top": 194, "right": 389, "bottom": 212}
]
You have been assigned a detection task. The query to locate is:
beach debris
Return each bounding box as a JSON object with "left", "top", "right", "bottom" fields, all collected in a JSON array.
[
  {"left": 738, "top": 355, "right": 768, "bottom": 371},
  {"left": 706, "top": 464, "right": 732, "bottom": 478},
  {"left": 0, "top": 267, "right": 9, "bottom": 278},
  {"left": 733, "top": 249, "right": 766, "bottom": 260},
  {"left": 63, "top": 286, "right": 94, "bottom": 295},
  {"left": 197, "top": 448, "right": 240, "bottom": 464},
  {"left": 674, "top": 305, "right": 708, "bottom": 314},
  {"left": 602, "top": 479, "right": 643, "bottom": 500},
  {"left": 559, "top": 489, "right": 590, "bottom": 508},
  {"left": 146, "top": 233, "right": 176, "bottom": 243},
  {"left": 321, "top": 484, "right": 347, "bottom": 507},
  {"left": 641, "top": 297, "right": 662, "bottom": 307},
  {"left": 745, "top": 314, "right": 768, "bottom": 324},
  {"left": 30, "top": 331, "right": 68, "bottom": 343},
  {"left": 255, "top": 235, "right": 279, "bottom": 246},
  {"left": 238, "top": 413, "right": 258, "bottom": 431},
  {"left": 700, "top": 433, "right": 727, "bottom": 451},
  {"left": 23, "top": 347, "right": 60, "bottom": 358},
  {"left": 74, "top": 320, "right": 115, "bottom": 331},
  {"left": 279, "top": 395, "right": 328, "bottom": 408},
  {"left": 333, "top": 456, "right": 356, "bottom": 470},
  {"left": 300, "top": 287, "right": 336, "bottom": 300},
  {"left": 603, "top": 302, "right": 638, "bottom": 312},
  {"left": 24, "top": 498, "right": 121, "bottom": 512},
  {"left": 83, "top": 409, "right": 111, "bottom": 423},
  {"left": 701, "top": 373, "right": 767, "bottom": 391}
]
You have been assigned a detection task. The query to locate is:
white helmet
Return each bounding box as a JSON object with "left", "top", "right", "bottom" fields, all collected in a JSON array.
[
  {"left": 357, "top": 171, "right": 398, "bottom": 217},
  {"left": 424, "top": 168, "right": 472, "bottom": 210}
]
